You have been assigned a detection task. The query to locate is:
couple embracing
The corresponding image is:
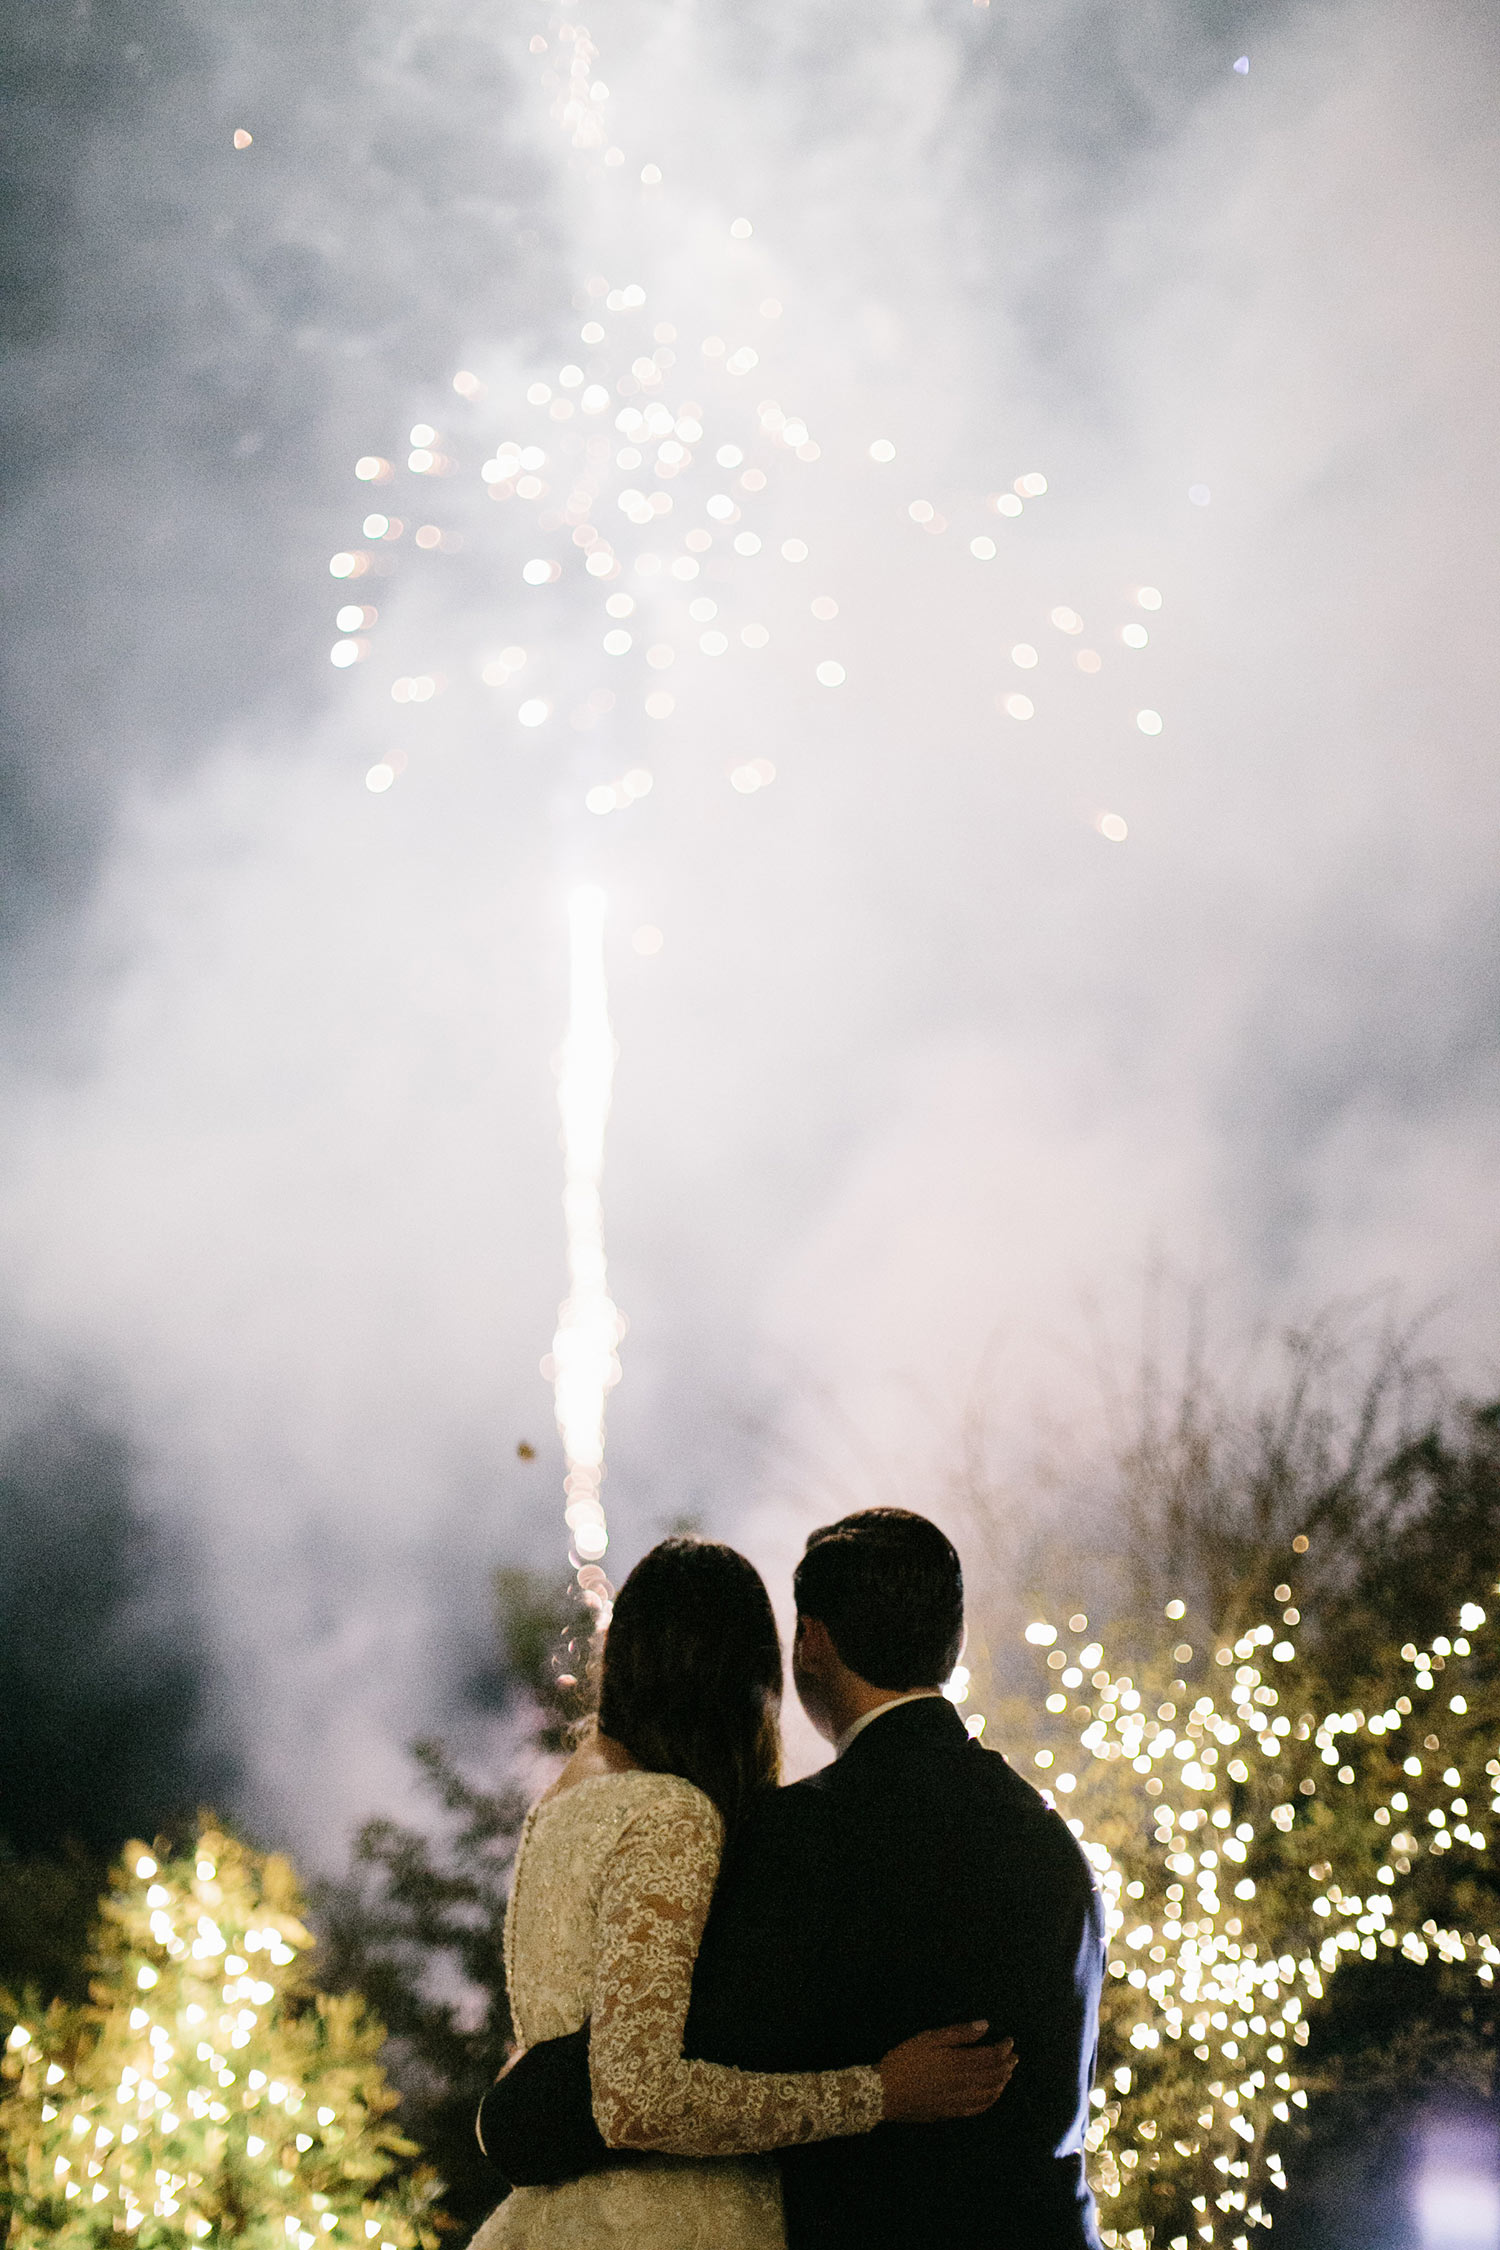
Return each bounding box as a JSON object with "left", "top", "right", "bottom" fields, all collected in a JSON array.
[{"left": 474, "top": 1508, "right": 1105, "bottom": 2250}]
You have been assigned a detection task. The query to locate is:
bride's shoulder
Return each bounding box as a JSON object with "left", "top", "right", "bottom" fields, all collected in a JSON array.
[
  {"left": 534, "top": 1744, "right": 717, "bottom": 1828},
  {"left": 630, "top": 1769, "right": 720, "bottom": 1822},
  {"left": 534, "top": 1723, "right": 638, "bottom": 1805},
  {"left": 609, "top": 1774, "right": 725, "bottom": 1874},
  {"left": 595, "top": 1768, "right": 724, "bottom": 1848}
]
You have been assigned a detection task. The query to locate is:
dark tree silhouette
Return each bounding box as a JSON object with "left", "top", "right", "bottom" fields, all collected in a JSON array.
[
  {"left": 0, "top": 1401, "right": 236, "bottom": 2004},
  {"left": 315, "top": 1569, "right": 589, "bottom": 2237}
]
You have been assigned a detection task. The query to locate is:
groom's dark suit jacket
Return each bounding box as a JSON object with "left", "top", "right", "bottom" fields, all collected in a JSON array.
[{"left": 481, "top": 1696, "right": 1104, "bottom": 2250}]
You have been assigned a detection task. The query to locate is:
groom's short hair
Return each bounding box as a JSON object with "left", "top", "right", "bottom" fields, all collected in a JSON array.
[{"left": 794, "top": 1508, "right": 963, "bottom": 1689}]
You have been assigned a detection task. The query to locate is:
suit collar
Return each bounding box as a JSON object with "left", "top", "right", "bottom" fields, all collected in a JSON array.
[
  {"left": 835, "top": 1687, "right": 947, "bottom": 1756},
  {"left": 832, "top": 1689, "right": 971, "bottom": 1768}
]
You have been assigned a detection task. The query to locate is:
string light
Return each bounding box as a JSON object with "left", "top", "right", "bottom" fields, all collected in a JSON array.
[
  {"left": 968, "top": 1586, "right": 1500, "bottom": 2244},
  {"left": 0, "top": 1830, "right": 435, "bottom": 2250}
]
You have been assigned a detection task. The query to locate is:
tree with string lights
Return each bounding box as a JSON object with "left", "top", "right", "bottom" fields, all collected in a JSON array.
[
  {"left": 966, "top": 1341, "right": 1500, "bottom": 2250},
  {"left": 0, "top": 1824, "right": 439, "bottom": 2250}
]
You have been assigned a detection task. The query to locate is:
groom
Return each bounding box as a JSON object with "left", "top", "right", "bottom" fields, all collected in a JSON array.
[{"left": 479, "top": 1508, "right": 1104, "bottom": 2249}]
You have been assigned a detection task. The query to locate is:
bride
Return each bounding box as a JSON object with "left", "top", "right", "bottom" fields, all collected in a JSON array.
[{"left": 473, "top": 1536, "right": 1014, "bottom": 2250}]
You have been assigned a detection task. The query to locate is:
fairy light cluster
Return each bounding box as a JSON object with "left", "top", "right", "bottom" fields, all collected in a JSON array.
[
  {"left": 957, "top": 1575, "right": 1500, "bottom": 2247},
  {"left": 0, "top": 1829, "right": 434, "bottom": 2250}
]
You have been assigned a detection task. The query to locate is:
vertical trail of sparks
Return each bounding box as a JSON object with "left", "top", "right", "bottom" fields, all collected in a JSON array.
[
  {"left": 330, "top": 8, "right": 1161, "bottom": 1611},
  {"left": 552, "top": 885, "right": 623, "bottom": 1623}
]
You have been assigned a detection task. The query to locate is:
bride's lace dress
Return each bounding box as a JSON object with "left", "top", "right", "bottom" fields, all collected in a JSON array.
[{"left": 470, "top": 1769, "right": 883, "bottom": 2250}]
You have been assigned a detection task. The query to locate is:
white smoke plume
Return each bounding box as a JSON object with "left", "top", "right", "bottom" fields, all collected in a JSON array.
[{"left": 0, "top": 0, "right": 1497, "bottom": 1844}]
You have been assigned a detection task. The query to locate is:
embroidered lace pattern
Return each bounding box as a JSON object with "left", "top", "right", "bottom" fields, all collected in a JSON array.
[
  {"left": 503, "top": 1770, "right": 883, "bottom": 2156},
  {"left": 473, "top": 1770, "right": 879, "bottom": 2250}
]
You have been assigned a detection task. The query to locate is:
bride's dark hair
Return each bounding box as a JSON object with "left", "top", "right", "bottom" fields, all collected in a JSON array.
[{"left": 597, "top": 1537, "right": 783, "bottom": 1829}]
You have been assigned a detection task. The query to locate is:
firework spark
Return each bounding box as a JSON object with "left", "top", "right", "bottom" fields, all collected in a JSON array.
[
  {"left": 550, "top": 883, "right": 623, "bottom": 1620},
  {"left": 323, "top": 12, "right": 1166, "bottom": 1610}
]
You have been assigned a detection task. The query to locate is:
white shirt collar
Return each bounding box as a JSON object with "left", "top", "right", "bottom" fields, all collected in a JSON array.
[{"left": 835, "top": 1687, "right": 946, "bottom": 1757}]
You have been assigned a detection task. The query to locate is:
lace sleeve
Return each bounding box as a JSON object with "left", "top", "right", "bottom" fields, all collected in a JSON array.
[{"left": 589, "top": 1784, "right": 884, "bottom": 2156}]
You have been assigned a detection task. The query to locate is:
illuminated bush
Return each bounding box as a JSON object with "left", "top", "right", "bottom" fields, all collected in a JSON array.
[
  {"left": 990, "top": 1588, "right": 1500, "bottom": 2247},
  {"left": 0, "top": 1825, "right": 439, "bottom": 2250},
  {"left": 966, "top": 1359, "right": 1500, "bottom": 2249}
]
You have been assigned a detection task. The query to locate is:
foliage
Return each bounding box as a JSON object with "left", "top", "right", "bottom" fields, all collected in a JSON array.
[
  {"left": 487, "top": 1570, "right": 596, "bottom": 1755},
  {"left": 314, "top": 1569, "right": 591, "bottom": 2236},
  {"left": 967, "top": 1331, "right": 1500, "bottom": 2249},
  {"left": 0, "top": 1400, "right": 236, "bottom": 2029},
  {"left": 0, "top": 1848, "right": 111, "bottom": 2018},
  {"left": 0, "top": 1823, "right": 439, "bottom": 2250},
  {"left": 314, "top": 1747, "right": 521, "bottom": 2241},
  {"left": 0, "top": 1408, "right": 234, "bottom": 1863}
]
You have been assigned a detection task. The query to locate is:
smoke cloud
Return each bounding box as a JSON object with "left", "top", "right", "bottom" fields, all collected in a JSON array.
[{"left": 1, "top": 0, "right": 1497, "bottom": 1846}]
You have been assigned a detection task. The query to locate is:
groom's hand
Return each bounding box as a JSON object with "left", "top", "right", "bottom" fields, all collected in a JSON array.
[{"left": 877, "top": 2023, "right": 1017, "bottom": 2123}]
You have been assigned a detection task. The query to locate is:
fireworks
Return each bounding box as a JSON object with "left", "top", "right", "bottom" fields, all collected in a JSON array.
[
  {"left": 317, "top": 14, "right": 1174, "bottom": 1633},
  {"left": 321, "top": 14, "right": 1166, "bottom": 817},
  {"left": 550, "top": 885, "right": 622, "bottom": 1620}
]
